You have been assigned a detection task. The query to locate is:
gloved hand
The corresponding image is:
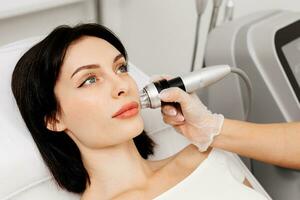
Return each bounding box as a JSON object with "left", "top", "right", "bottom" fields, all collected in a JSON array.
[{"left": 150, "top": 75, "right": 224, "bottom": 152}]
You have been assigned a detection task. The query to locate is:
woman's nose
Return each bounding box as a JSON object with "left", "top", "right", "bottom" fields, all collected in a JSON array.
[{"left": 110, "top": 75, "right": 130, "bottom": 98}]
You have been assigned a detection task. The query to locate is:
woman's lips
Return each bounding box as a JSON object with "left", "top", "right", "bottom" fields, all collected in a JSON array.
[{"left": 112, "top": 101, "right": 139, "bottom": 119}]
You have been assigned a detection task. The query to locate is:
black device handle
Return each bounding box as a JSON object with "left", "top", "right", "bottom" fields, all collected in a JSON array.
[{"left": 153, "top": 78, "right": 185, "bottom": 113}]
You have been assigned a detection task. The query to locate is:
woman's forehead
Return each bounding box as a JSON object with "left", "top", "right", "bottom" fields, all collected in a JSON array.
[
  {"left": 61, "top": 36, "right": 122, "bottom": 75},
  {"left": 65, "top": 36, "right": 120, "bottom": 62}
]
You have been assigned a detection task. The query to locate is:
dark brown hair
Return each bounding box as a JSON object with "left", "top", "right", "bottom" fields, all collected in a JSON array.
[{"left": 11, "top": 23, "right": 155, "bottom": 194}]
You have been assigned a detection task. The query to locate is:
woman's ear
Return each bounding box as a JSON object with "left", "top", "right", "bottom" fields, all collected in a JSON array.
[{"left": 44, "top": 114, "right": 66, "bottom": 132}]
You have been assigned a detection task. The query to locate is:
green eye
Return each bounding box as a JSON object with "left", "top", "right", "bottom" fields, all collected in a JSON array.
[
  {"left": 116, "top": 64, "right": 129, "bottom": 74},
  {"left": 79, "top": 75, "right": 97, "bottom": 88}
]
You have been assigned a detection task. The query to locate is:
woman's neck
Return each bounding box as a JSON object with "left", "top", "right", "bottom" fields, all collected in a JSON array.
[{"left": 80, "top": 140, "right": 155, "bottom": 199}]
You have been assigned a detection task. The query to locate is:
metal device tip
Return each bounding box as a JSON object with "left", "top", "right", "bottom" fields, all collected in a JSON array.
[{"left": 139, "top": 89, "right": 151, "bottom": 109}]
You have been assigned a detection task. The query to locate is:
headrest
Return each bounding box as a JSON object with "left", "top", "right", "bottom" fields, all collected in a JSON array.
[{"left": 0, "top": 37, "right": 189, "bottom": 199}]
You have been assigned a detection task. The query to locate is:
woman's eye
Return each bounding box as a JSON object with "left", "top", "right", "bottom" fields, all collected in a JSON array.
[
  {"left": 78, "top": 75, "right": 97, "bottom": 88},
  {"left": 116, "top": 64, "right": 129, "bottom": 74}
]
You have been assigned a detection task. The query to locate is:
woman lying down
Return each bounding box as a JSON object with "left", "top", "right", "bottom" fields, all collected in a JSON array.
[{"left": 11, "top": 23, "right": 269, "bottom": 200}]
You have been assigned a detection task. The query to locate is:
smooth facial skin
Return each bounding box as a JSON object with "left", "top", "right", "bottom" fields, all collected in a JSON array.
[
  {"left": 46, "top": 36, "right": 154, "bottom": 199},
  {"left": 50, "top": 36, "right": 144, "bottom": 149}
]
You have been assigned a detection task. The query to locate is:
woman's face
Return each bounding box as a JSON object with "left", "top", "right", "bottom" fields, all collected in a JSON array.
[{"left": 52, "top": 36, "right": 144, "bottom": 149}]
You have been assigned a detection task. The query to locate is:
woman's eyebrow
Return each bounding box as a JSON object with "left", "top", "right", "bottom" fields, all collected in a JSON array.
[
  {"left": 70, "top": 64, "right": 100, "bottom": 79},
  {"left": 113, "top": 53, "right": 124, "bottom": 63},
  {"left": 70, "top": 54, "right": 124, "bottom": 79}
]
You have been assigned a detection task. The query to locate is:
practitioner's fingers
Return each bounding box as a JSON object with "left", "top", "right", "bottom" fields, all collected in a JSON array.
[
  {"left": 162, "top": 115, "right": 185, "bottom": 126},
  {"left": 159, "top": 87, "right": 192, "bottom": 110},
  {"left": 161, "top": 107, "right": 185, "bottom": 125},
  {"left": 161, "top": 104, "right": 178, "bottom": 116}
]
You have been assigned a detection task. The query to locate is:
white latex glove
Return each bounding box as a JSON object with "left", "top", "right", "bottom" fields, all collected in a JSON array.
[{"left": 150, "top": 75, "right": 224, "bottom": 152}]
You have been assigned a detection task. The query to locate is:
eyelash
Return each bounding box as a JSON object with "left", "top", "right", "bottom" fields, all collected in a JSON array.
[{"left": 78, "top": 64, "right": 129, "bottom": 88}]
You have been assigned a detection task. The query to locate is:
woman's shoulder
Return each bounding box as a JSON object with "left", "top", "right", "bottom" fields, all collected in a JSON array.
[
  {"left": 146, "top": 144, "right": 212, "bottom": 185},
  {"left": 148, "top": 144, "right": 211, "bottom": 171},
  {"left": 169, "top": 144, "right": 212, "bottom": 172}
]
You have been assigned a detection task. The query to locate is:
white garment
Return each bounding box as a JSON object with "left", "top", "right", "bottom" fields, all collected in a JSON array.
[{"left": 154, "top": 148, "right": 268, "bottom": 200}]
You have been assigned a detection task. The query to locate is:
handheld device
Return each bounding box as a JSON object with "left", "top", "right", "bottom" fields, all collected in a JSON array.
[{"left": 139, "top": 65, "right": 231, "bottom": 109}]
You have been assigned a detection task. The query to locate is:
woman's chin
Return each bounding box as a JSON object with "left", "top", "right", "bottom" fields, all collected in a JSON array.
[{"left": 118, "top": 116, "right": 144, "bottom": 134}]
